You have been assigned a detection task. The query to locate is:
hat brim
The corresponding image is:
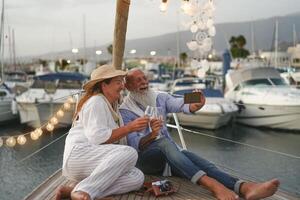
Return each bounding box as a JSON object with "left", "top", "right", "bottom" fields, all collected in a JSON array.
[{"left": 83, "top": 70, "right": 127, "bottom": 91}]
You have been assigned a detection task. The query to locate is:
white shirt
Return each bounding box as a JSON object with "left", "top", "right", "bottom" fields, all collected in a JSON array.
[{"left": 63, "top": 95, "right": 119, "bottom": 167}]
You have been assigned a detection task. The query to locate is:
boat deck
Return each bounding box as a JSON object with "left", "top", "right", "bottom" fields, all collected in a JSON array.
[{"left": 24, "top": 169, "right": 298, "bottom": 200}]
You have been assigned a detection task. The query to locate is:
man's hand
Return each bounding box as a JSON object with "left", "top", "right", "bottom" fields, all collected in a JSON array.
[
  {"left": 127, "top": 116, "right": 149, "bottom": 132},
  {"left": 149, "top": 118, "right": 163, "bottom": 139},
  {"left": 189, "top": 89, "right": 206, "bottom": 113},
  {"left": 139, "top": 118, "right": 163, "bottom": 151}
]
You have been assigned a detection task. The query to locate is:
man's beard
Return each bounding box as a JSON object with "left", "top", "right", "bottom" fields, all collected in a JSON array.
[{"left": 129, "top": 89, "right": 157, "bottom": 108}]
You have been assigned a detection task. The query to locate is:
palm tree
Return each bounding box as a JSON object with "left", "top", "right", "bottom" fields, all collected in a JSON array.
[
  {"left": 107, "top": 44, "right": 113, "bottom": 56},
  {"left": 179, "top": 52, "right": 188, "bottom": 68}
]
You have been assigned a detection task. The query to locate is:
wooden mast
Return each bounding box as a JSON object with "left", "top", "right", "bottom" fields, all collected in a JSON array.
[{"left": 112, "top": 0, "right": 130, "bottom": 70}]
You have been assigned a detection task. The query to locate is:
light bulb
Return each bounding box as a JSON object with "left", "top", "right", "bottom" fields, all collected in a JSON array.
[
  {"left": 63, "top": 102, "right": 71, "bottom": 110},
  {"left": 17, "top": 135, "right": 27, "bottom": 145},
  {"left": 67, "top": 97, "right": 74, "bottom": 103},
  {"left": 6, "top": 137, "right": 16, "bottom": 147},
  {"left": 30, "top": 131, "right": 39, "bottom": 140},
  {"left": 57, "top": 109, "right": 64, "bottom": 117},
  {"left": 46, "top": 123, "right": 54, "bottom": 132},
  {"left": 0, "top": 138, "right": 3, "bottom": 147},
  {"left": 50, "top": 117, "right": 58, "bottom": 125},
  {"left": 159, "top": 2, "right": 168, "bottom": 12},
  {"left": 35, "top": 128, "right": 43, "bottom": 137}
]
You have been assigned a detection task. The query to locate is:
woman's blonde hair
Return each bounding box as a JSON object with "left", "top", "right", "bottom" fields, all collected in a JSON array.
[{"left": 73, "top": 78, "right": 112, "bottom": 121}]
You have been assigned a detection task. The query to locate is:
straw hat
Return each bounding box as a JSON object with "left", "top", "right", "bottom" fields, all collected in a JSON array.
[{"left": 83, "top": 64, "right": 127, "bottom": 91}]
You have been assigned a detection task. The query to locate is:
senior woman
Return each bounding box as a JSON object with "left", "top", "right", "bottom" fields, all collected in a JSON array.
[{"left": 58, "top": 65, "right": 148, "bottom": 200}]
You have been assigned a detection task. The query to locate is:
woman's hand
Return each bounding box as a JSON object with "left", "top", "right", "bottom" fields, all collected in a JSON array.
[{"left": 127, "top": 116, "right": 149, "bottom": 132}]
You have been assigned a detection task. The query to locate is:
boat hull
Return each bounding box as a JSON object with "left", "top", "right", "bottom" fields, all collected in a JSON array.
[
  {"left": 176, "top": 111, "right": 235, "bottom": 129},
  {"left": 17, "top": 102, "right": 75, "bottom": 128},
  {"left": 236, "top": 104, "right": 300, "bottom": 130}
]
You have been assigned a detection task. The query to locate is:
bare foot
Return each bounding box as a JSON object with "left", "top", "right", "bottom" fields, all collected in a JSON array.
[
  {"left": 211, "top": 183, "right": 239, "bottom": 200},
  {"left": 55, "top": 185, "right": 75, "bottom": 200},
  {"left": 242, "top": 179, "right": 280, "bottom": 200},
  {"left": 71, "top": 191, "right": 91, "bottom": 200},
  {"left": 198, "top": 175, "right": 239, "bottom": 200}
]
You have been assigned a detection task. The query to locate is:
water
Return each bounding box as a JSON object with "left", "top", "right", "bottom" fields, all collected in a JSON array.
[{"left": 0, "top": 121, "right": 299, "bottom": 199}]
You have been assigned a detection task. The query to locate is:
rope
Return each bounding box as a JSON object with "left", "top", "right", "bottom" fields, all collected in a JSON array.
[
  {"left": 166, "top": 124, "right": 300, "bottom": 159},
  {"left": 15, "top": 131, "right": 68, "bottom": 165}
]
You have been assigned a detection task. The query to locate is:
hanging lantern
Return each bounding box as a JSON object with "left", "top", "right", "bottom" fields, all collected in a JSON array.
[
  {"left": 6, "top": 137, "right": 16, "bottom": 147},
  {"left": 208, "top": 26, "right": 216, "bottom": 36},
  {"left": 17, "top": 135, "right": 27, "bottom": 145},
  {"left": 190, "top": 22, "right": 198, "bottom": 33},
  {"left": 187, "top": 40, "right": 198, "bottom": 51}
]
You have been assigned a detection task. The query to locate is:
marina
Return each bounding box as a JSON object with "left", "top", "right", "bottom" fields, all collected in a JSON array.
[{"left": 1, "top": 0, "right": 300, "bottom": 199}]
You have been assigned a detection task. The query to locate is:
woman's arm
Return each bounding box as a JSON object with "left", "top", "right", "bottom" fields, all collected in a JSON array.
[{"left": 105, "top": 117, "right": 149, "bottom": 144}]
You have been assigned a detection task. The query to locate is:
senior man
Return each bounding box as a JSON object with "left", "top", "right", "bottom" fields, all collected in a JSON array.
[{"left": 119, "top": 68, "right": 279, "bottom": 200}]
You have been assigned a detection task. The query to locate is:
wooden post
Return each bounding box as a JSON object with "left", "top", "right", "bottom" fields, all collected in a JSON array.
[{"left": 112, "top": 0, "right": 130, "bottom": 70}]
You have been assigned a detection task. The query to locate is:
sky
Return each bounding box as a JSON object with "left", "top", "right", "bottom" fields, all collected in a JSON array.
[{"left": 1, "top": 0, "right": 300, "bottom": 57}]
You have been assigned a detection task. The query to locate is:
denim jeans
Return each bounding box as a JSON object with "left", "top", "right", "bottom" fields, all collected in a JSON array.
[{"left": 137, "top": 137, "right": 243, "bottom": 194}]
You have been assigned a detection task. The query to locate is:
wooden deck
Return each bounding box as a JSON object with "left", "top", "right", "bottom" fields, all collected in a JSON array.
[{"left": 23, "top": 169, "right": 299, "bottom": 200}]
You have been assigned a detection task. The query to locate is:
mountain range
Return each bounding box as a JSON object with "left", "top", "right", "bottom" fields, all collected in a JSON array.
[{"left": 38, "top": 12, "right": 300, "bottom": 60}]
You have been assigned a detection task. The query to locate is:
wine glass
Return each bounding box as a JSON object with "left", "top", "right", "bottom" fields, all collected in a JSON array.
[{"left": 145, "top": 106, "right": 153, "bottom": 118}]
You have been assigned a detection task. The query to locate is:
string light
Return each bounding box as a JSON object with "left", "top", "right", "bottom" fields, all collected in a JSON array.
[
  {"left": 63, "top": 102, "right": 71, "bottom": 110},
  {"left": 35, "top": 128, "right": 43, "bottom": 137},
  {"left": 17, "top": 135, "right": 27, "bottom": 145},
  {"left": 50, "top": 117, "right": 58, "bottom": 125},
  {"left": 30, "top": 131, "right": 39, "bottom": 140},
  {"left": 57, "top": 109, "right": 64, "bottom": 117},
  {"left": 0, "top": 94, "right": 77, "bottom": 147},
  {"left": 6, "top": 137, "right": 16, "bottom": 147},
  {"left": 46, "top": 123, "right": 55, "bottom": 132},
  {"left": 67, "top": 96, "right": 75, "bottom": 103}
]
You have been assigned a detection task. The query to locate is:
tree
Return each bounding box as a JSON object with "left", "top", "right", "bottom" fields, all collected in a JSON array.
[
  {"left": 107, "top": 44, "right": 113, "bottom": 55},
  {"left": 229, "top": 35, "right": 250, "bottom": 58},
  {"left": 179, "top": 52, "right": 188, "bottom": 68}
]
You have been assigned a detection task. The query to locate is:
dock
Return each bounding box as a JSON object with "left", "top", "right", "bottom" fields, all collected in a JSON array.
[{"left": 24, "top": 169, "right": 298, "bottom": 200}]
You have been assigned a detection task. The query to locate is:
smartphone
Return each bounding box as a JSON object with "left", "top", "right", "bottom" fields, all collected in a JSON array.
[{"left": 184, "top": 92, "right": 202, "bottom": 104}]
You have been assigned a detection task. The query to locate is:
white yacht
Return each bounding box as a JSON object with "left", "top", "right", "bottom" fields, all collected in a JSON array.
[
  {"left": 4, "top": 71, "right": 32, "bottom": 94},
  {"left": 225, "top": 66, "right": 300, "bottom": 130},
  {"left": 16, "top": 72, "right": 87, "bottom": 128},
  {"left": 0, "top": 82, "right": 18, "bottom": 122},
  {"left": 171, "top": 77, "right": 238, "bottom": 129}
]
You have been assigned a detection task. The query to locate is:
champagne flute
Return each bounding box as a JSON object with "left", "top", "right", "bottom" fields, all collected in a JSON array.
[{"left": 145, "top": 106, "right": 153, "bottom": 118}]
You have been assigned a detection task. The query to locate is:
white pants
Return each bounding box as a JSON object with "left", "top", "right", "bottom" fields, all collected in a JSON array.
[{"left": 63, "top": 144, "right": 144, "bottom": 199}]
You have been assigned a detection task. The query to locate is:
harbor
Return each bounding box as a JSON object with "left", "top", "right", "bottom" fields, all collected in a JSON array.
[{"left": 1, "top": 0, "right": 300, "bottom": 199}]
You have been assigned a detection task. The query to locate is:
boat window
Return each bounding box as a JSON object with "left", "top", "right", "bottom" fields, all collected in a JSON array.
[
  {"left": 270, "top": 78, "right": 287, "bottom": 86},
  {"left": 242, "top": 79, "right": 272, "bottom": 87},
  {"left": 0, "top": 91, "right": 7, "bottom": 97},
  {"left": 32, "top": 80, "right": 55, "bottom": 89},
  {"left": 57, "top": 80, "right": 82, "bottom": 89}
]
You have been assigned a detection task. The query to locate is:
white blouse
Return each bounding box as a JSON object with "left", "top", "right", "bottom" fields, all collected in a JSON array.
[{"left": 63, "top": 95, "right": 119, "bottom": 166}]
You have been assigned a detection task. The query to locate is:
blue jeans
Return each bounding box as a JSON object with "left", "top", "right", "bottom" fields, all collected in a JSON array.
[{"left": 137, "top": 137, "right": 243, "bottom": 193}]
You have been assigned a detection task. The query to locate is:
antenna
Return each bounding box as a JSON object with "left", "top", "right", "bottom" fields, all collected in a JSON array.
[{"left": 0, "top": 0, "right": 5, "bottom": 79}]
